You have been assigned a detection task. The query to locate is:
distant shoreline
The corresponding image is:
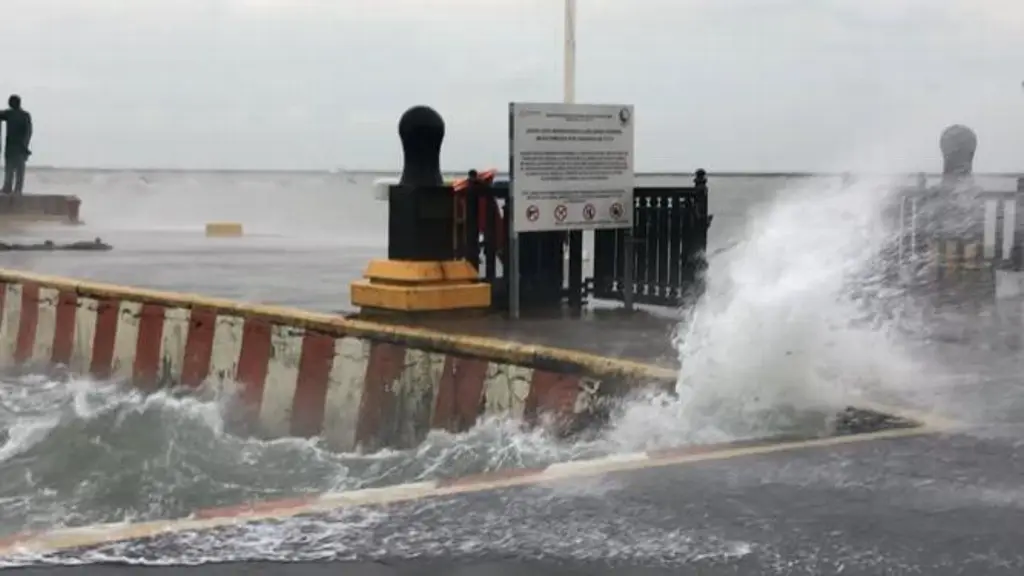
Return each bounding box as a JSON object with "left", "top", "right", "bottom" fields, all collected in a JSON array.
[{"left": 26, "top": 166, "right": 1024, "bottom": 179}]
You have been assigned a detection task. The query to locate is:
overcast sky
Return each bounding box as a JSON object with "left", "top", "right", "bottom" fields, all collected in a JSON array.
[{"left": 0, "top": 0, "right": 1021, "bottom": 172}]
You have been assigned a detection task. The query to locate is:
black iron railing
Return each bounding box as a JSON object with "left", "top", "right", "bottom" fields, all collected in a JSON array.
[{"left": 591, "top": 171, "right": 711, "bottom": 307}]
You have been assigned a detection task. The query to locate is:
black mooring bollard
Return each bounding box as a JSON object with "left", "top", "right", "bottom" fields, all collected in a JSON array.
[
  {"left": 389, "top": 105, "right": 455, "bottom": 261},
  {"left": 398, "top": 105, "right": 445, "bottom": 187},
  {"left": 349, "top": 105, "right": 491, "bottom": 314}
]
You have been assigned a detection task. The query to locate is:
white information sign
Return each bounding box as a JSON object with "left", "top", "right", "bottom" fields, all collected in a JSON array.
[{"left": 509, "top": 102, "right": 634, "bottom": 233}]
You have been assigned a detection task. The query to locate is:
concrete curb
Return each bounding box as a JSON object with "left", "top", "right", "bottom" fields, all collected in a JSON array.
[{"left": 0, "top": 270, "right": 675, "bottom": 452}]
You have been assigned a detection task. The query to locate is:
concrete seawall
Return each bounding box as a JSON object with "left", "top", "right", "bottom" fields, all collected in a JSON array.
[
  {"left": 0, "top": 194, "right": 81, "bottom": 224},
  {"left": 0, "top": 270, "right": 676, "bottom": 452}
]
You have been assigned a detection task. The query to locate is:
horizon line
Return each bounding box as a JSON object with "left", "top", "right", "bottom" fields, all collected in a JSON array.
[{"left": 25, "top": 166, "right": 1024, "bottom": 178}]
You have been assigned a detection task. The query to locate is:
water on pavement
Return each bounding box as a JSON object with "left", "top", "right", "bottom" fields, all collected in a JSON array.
[{"left": 0, "top": 169, "right": 1019, "bottom": 569}]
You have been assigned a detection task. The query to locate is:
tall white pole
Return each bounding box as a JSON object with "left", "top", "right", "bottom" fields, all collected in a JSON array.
[{"left": 563, "top": 0, "right": 577, "bottom": 104}]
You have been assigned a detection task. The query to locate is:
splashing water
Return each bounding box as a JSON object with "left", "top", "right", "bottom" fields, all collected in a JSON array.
[
  {"left": 6, "top": 374, "right": 751, "bottom": 566},
  {"left": 0, "top": 372, "right": 610, "bottom": 542},
  {"left": 607, "top": 176, "right": 928, "bottom": 449}
]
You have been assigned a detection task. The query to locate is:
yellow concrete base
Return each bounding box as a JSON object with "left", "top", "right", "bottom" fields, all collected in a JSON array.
[
  {"left": 350, "top": 259, "right": 491, "bottom": 312},
  {"left": 363, "top": 259, "right": 479, "bottom": 283},
  {"left": 206, "top": 222, "right": 244, "bottom": 238},
  {"left": 351, "top": 279, "right": 491, "bottom": 311}
]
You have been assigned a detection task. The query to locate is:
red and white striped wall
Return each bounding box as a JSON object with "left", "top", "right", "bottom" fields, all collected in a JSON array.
[{"left": 0, "top": 278, "right": 669, "bottom": 452}]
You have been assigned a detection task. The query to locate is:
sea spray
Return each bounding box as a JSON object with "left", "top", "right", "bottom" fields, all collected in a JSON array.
[{"left": 606, "top": 176, "right": 924, "bottom": 449}]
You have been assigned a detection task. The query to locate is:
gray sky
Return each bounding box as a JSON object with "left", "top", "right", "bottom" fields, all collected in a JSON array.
[{"left": 1, "top": 0, "right": 1022, "bottom": 171}]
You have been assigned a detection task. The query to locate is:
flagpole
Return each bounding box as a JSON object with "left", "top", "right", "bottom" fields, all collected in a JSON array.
[
  {"left": 564, "top": 0, "right": 586, "bottom": 312},
  {"left": 564, "top": 0, "right": 576, "bottom": 104}
]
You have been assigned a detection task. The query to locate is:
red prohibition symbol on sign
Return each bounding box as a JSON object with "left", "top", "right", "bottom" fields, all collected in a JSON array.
[
  {"left": 554, "top": 204, "right": 569, "bottom": 222},
  {"left": 609, "top": 202, "right": 625, "bottom": 220},
  {"left": 526, "top": 204, "right": 540, "bottom": 222},
  {"left": 582, "top": 203, "right": 596, "bottom": 221}
]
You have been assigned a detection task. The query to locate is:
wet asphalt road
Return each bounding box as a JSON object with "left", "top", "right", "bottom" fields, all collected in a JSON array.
[{"left": 9, "top": 429, "right": 1024, "bottom": 575}]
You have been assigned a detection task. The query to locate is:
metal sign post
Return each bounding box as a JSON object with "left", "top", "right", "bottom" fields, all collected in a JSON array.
[
  {"left": 564, "top": 0, "right": 576, "bottom": 105},
  {"left": 623, "top": 230, "right": 634, "bottom": 311},
  {"left": 508, "top": 104, "right": 520, "bottom": 319}
]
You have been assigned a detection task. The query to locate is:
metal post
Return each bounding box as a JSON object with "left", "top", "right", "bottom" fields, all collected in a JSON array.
[
  {"left": 563, "top": 0, "right": 581, "bottom": 315},
  {"left": 509, "top": 220, "right": 520, "bottom": 319},
  {"left": 623, "top": 229, "right": 634, "bottom": 311},
  {"left": 568, "top": 229, "right": 583, "bottom": 314},
  {"left": 564, "top": 0, "right": 577, "bottom": 105},
  {"left": 508, "top": 105, "right": 521, "bottom": 320}
]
